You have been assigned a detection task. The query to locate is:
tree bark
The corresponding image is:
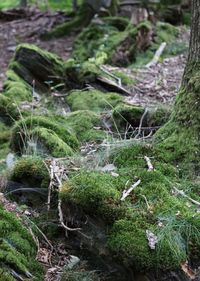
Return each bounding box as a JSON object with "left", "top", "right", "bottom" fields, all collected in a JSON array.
[{"left": 155, "top": 0, "right": 200, "bottom": 173}]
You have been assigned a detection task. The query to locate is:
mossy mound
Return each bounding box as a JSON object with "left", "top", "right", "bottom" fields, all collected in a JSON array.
[
  {"left": 0, "top": 205, "right": 43, "bottom": 280},
  {"left": 112, "top": 104, "right": 171, "bottom": 134},
  {"left": 0, "top": 94, "right": 20, "bottom": 125},
  {"left": 61, "top": 141, "right": 200, "bottom": 272},
  {"left": 65, "top": 90, "right": 122, "bottom": 112},
  {"left": 10, "top": 156, "right": 49, "bottom": 188},
  {"left": 3, "top": 72, "right": 32, "bottom": 103},
  {"left": 10, "top": 116, "right": 79, "bottom": 157},
  {"left": 64, "top": 110, "right": 107, "bottom": 143}
]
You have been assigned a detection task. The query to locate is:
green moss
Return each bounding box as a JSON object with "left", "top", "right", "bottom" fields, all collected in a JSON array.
[
  {"left": 61, "top": 171, "right": 124, "bottom": 223},
  {"left": 112, "top": 104, "right": 145, "bottom": 129},
  {"left": 65, "top": 90, "right": 122, "bottom": 112},
  {"left": 0, "top": 94, "right": 20, "bottom": 124},
  {"left": 8, "top": 44, "right": 66, "bottom": 93},
  {"left": 30, "top": 127, "right": 74, "bottom": 157},
  {"left": 0, "top": 205, "right": 43, "bottom": 280},
  {"left": 64, "top": 110, "right": 107, "bottom": 142},
  {"left": 10, "top": 115, "right": 79, "bottom": 155},
  {"left": 103, "top": 16, "right": 129, "bottom": 31},
  {"left": 111, "top": 70, "right": 135, "bottom": 85},
  {"left": 10, "top": 155, "right": 49, "bottom": 188}
]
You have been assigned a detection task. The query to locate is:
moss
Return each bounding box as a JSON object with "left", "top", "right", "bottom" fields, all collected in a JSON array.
[
  {"left": 10, "top": 155, "right": 49, "bottom": 188},
  {"left": 103, "top": 16, "right": 129, "bottom": 31},
  {"left": 0, "top": 122, "right": 11, "bottom": 145},
  {"left": 10, "top": 115, "right": 79, "bottom": 155},
  {"left": 65, "top": 89, "right": 122, "bottom": 112},
  {"left": 111, "top": 70, "right": 135, "bottom": 85},
  {"left": 64, "top": 110, "right": 107, "bottom": 142},
  {"left": 30, "top": 127, "right": 74, "bottom": 157},
  {"left": 0, "top": 94, "right": 20, "bottom": 125},
  {"left": 0, "top": 205, "right": 43, "bottom": 280},
  {"left": 61, "top": 171, "right": 124, "bottom": 223},
  {"left": 61, "top": 268, "right": 100, "bottom": 281},
  {"left": 8, "top": 44, "right": 66, "bottom": 93},
  {"left": 112, "top": 104, "right": 145, "bottom": 130}
]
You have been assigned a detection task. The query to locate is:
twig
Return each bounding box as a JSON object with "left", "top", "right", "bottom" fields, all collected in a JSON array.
[
  {"left": 144, "top": 156, "right": 154, "bottom": 171},
  {"left": 146, "top": 42, "right": 167, "bottom": 68},
  {"left": 99, "top": 65, "right": 122, "bottom": 87},
  {"left": 134, "top": 108, "right": 148, "bottom": 139},
  {"left": 173, "top": 186, "right": 200, "bottom": 207},
  {"left": 120, "top": 179, "right": 141, "bottom": 201}
]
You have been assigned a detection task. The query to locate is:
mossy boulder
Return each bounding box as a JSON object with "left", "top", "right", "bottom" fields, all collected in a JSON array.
[
  {"left": 0, "top": 205, "right": 43, "bottom": 280},
  {"left": 10, "top": 156, "right": 49, "bottom": 188},
  {"left": 65, "top": 89, "right": 122, "bottom": 112},
  {"left": 9, "top": 44, "right": 66, "bottom": 93},
  {"left": 112, "top": 104, "right": 171, "bottom": 134},
  {"left": 61, "top": 142, "right": 200, "bottom": 273},
  {"left": 10, "top": 116, "right": 79, "bottom": 157},
  {"left": 64, "top": 110, "right": 107, "bottom": 142}
]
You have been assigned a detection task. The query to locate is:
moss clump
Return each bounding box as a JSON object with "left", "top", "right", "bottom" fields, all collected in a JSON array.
[
  {"left": 10, "top": 155, "right": 49, "bottom": 188},
  {"left": 0, "top": 94, "right": 20, "bottom": 125},
  {"left": 64, "top": 110, "right": 107, "bottom": 142},
  {"left": 0, "top": 205, "right": 43, "bottom": 280},
  {"left": 65, "top": 90, "right": 122, "bottom": 112},
  {"left": 103, "top": 16, "right": 129, "bottom": 31},
  {"left": 61, "top": 171, "right": 124, "bottom": 223},
  {"left": 112, "top": 104, "right": 145, "bottom": 129},
  {"left": 30, "top": 127, "right": 74, "bottom": 157},
  {"left": 10, "top": 115, "right": 79, "bottom": 156},
  {"left": 112, "top": 104, "right": 171, "bottom": 134}
]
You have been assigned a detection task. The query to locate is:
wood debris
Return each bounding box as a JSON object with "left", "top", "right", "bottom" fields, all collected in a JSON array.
[{"left": 120, "top": 179, "right": 141, "bottom": 201}]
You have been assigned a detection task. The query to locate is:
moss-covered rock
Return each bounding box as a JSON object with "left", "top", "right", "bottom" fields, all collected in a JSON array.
[
  {"left": 61, "top": 141, "right": 200, "bottom": 273},
  {"left": 10, "top": 116, "right": 79, "bottom": 157},
  {"left": 10, "top": 156, "right": 49, "bottom": 188},
  {"left": 64, "top": 110, "right": 107, "bottom": 142},
  {"left": 65, "top": 89, "right": 122, "bottom": 112},
  {"left": 9, "top": 44, "right": 65, "bottom": 93},
  {"left": 0, "top": 205, "right": 43, "bottom": 280},
  {"left": 112, "top": 104, "right": 171, "bottom": 134}
]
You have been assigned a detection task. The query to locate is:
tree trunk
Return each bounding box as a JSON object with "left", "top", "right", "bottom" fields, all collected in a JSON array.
[{"left": 155, "top": 0, "right": 200, "bottom": 174}]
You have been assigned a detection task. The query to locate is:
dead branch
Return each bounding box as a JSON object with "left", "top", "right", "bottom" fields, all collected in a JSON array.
[
  {"left": 120, "top": 179, "right": 141, "bottom": 201},
  {"left": 144, "top": 156, "right": 154, "bottom": 171},
  {"left": 146, "top": 42, "right": 167, "bottom": 68}
]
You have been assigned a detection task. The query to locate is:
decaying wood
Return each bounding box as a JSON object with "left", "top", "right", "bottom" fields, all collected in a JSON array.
[
  {"left": 146, "top": 42, "right": 167, "bottom": 68},
  {"left": 120, "top": 179, "right": 141, "bottom": 201}
]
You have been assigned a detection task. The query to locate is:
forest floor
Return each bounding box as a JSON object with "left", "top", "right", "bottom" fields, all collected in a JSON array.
[
  {"left": 0, "top": 7, "right": 191, "bottom": 281},
  {"left": 0, "top": 7, "right": 189, "bottom": 107}
]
